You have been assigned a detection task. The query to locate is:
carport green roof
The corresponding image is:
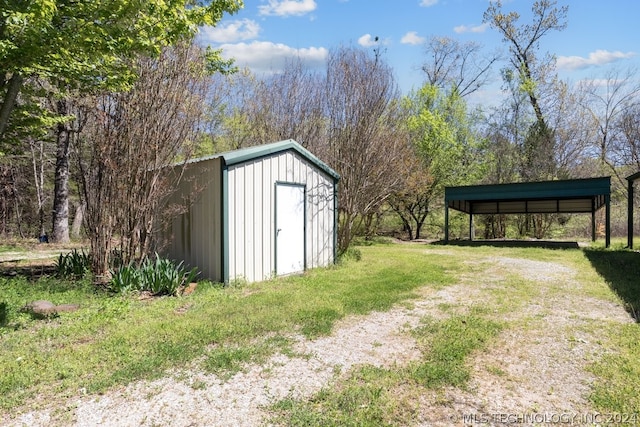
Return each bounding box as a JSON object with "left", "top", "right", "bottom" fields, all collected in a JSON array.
[
  {"left": 444, "top": 177, "right": 611, "bottom": 247},
  {"left": 445, "top": 177, "right": 610, "bottom": 214}
]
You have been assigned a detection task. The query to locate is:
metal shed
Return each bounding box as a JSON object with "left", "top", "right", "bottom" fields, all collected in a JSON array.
[
  {"left": 165, "top": 139, "right": 339, "bottom": 283},
  {"left": 444, "top": 177, "right": 611, "bottom": 247}
]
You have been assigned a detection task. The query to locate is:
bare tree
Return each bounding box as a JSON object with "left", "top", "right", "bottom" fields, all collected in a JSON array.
[
  {"left": 215, "top": 47, "right": 406, "bottom": 252},
  {"left": 215, "top": 60, "right": 325, "bottom": 153},
  {"left": 546, "top": 79, "right": 598, "bottom": 177},
  {"left": 421, "top": 36, "right": 499, "bottom": 97},
  {"left": 387, "top": 149, "right": 434, "bottom": 240},
  {"left": 578, "top": 67, "right": 640, "bottom": 179},
  {"left": 484, "top": 0, "right": 568, "bottom": 125},
  {"left": 615, "top": 103, "right": 640, "bottom": 171},
  {"left": 484, "top": 0, "right": 569, "bottom": 184},
  {"left": 77, "top": 41, "right": 211, "bottom": 280},
  {"left": 321, "top": 46, "right": 406, "bottom": 252}
]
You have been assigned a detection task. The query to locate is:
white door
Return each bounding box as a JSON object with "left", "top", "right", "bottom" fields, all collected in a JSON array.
[{"left": 276, "top": 184, "right": 305, "bottom": 275}]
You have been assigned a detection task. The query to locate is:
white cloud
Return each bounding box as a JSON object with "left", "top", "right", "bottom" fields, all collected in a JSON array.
[
  {"left": 358, "top": 34, "right": 380, "bottom": 48},
  {"left": 218, "top": 41, "right": 328, "bottom": 73},
  {"left": 259, "top": 0, "right": 317, "bottom": 17},
  {"left": 453, "top": 23, "right": 489, "bottom": 34},
  {"left": 198, "top": 19, "right": 260, "bottom": 44},
  {"left": 401, "top": 31, "right": 425, "bottom": 45},
  {"left": 420, "top": 0, "right": 438, "bottom": 6},
  {"left": 557, "top": 49, "right": 637, "bottom": 70}
]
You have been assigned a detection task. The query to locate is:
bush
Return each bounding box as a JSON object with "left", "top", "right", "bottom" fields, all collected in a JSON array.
[
  {"left": 109, "top": 253, "right": 199, "bottom": 296},
  {"left": 55, "top": 249, "right": 91, "bottom": 279}
]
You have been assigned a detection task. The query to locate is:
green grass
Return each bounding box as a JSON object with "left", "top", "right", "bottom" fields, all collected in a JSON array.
[
  {"left": 0, "top": 244, "right": 454, "bottom": 412},
  {"left": 268, "top": 243, "right": 640, "bottom": 424},
  {"left": 2, "top": 241, "right": 640, "bottom": 421},
  {"left": 410, "top": 311, "right": 503, "bottom": 388},
  {"left": 269, "top": 310, "right": 502, "bottom": 426},
  {"left": 588, "top": 322, "right": 640, "bottom": 415}
]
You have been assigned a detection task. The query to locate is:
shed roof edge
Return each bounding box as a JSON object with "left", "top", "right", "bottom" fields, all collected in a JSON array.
[{"left": 184, "top": 139, "right": 339, "bottom": 181}]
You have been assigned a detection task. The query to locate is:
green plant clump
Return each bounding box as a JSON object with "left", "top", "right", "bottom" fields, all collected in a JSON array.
[
  {"left": 55, "top": 249, "right": 91, "bottom": 279},
  {"left": 110, "top": 253, "right": 199, "bottom": 296}
]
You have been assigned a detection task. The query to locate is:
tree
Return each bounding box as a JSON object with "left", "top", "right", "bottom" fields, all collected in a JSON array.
[
  {"left": 421, "top": 36, "right": 499, "bottom": 98},
  {"left": 615, "top": 103, "right": 640, "bottom": 172},
  {"left": 578, "top": 68, "right": 640, "bottom": 177},
  {"left": 323, "top": 46, "right": 406, "bottom": 252},
  {"left": 484, "top": 0, "right": 567, "bottom": 126},
  {"left": 216, "top": 59, "right": 325, "bottom": 152},
  {"left": 387, "top": 150, "right": 434, "bottom": 240},
  {"left": 484, "top": 0, "right": 568, "bottom": 183},
  {"left": 0, "top": 0, "right": 242, "bottom": 142},
  {"left": 396, "top": 84, "right": 485, "bottom": 239},
  {"left": 1, "top": 1, "right": 242, "bottom": 243},
  {"left": 77, "top": 42, "right": 213, "bottom": 280},
  {"left": 408, "top": 84, "right": 485, "bottom": 190}
]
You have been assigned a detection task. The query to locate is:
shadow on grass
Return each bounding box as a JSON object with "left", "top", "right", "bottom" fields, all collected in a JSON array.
[
  {"left": 433, "top": 239, "right": 580, "bottom": 250},
  {"left": 583, "top": 249, "right": 640, "bottom": 322}
]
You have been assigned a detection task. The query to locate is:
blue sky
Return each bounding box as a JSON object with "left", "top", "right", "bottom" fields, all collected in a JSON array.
[{"left": 198, "top": 0, "right": 639, "bottom": 101}]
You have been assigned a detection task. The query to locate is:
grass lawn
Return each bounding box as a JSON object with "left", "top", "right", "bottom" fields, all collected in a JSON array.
[{"left": 1, "top": 240, "right": 639, "bottom": 423}]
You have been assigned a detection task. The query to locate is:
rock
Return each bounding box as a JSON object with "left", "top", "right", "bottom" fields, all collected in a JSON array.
[
  {"left": 21, "top": 300, "right": 80, "bottom": 319},
  {"left": 22, "top": 300, "right": 57, "bottom": 318},
  {"left": 55, "top": 303, "right": 80, "bottom": 313}
]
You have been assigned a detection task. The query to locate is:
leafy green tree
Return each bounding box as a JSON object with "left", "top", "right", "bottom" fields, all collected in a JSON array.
[
  {"left": 1, "top": 0, "right": 242, "bottom": 242},
  {"left": 398, "top": 84, "right": 485, "bottom": 238},
  {"left": 407, "top": 84, "right": 485, "bottom": 192},
  {"left": 0, "top": 0, "right": 242, "bottom": 142}
]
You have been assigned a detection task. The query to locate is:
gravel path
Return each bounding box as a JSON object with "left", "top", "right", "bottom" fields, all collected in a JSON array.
[{"left": 8, "top": 252, "right": 633, "bottom": 426}]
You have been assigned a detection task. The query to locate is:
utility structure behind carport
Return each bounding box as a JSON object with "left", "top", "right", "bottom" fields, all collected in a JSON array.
[
  {"left": 627, "top": 171, "right": 640, "bottom": 249},
  {"left": 444, "top": 177, "right": 612, "bottom": 247}
]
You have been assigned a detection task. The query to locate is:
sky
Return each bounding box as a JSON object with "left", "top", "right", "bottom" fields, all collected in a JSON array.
[{"left": 198, "top": 0, "right": 640, "bottom": 104}]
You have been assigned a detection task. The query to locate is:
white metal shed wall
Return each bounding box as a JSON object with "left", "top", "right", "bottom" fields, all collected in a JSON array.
[
  {"left": 166, "top": 158, "right": 223, "bottom": 282},
  {"left": 227, "top": 150, "right": 335, "bottom": 282}
]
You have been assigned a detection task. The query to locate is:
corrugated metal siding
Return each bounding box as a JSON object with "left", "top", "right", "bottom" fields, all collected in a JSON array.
[
  {"left": 227, "top": 150, "right": 335, "bottom": 282},
  {"left": 166, "top": 158, "right": 223, "bottom": 282}
]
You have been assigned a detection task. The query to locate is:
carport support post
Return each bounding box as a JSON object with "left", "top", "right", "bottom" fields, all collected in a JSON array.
[
  {"left": 469, "top": 211, "right": 474, "bottom": 241},
  {"left": 629, "top": 179, "right": 634, "bottom": 249},
  {"left": 606, "top": 194, "right": 611, "bottom": 248},
  {"left": 591, "top": 205, "right": 596, "bottom": 243},
  {"left": 444, "top": 203, "right": 449, "bottom": 243}
]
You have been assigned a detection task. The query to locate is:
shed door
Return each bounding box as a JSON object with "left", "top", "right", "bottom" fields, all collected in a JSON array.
[{"left": 276, "top": 183, "right": 305, "bottom": 275}]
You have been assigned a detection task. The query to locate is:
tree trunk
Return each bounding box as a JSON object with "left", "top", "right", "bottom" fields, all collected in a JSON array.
[
  {"left": 0, "top": 73, "right": 24, "bottom": 139},
  {"left": 71, "top": 203, "right": 84, "bottom": 239},
  {"left": 51, "top": 100, "right": 71, "bottom": 243}
]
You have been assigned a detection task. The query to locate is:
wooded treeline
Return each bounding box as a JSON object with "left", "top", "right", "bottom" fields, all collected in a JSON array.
[{"left": 1, "top": 0, "right": 639, "bottom": 274}]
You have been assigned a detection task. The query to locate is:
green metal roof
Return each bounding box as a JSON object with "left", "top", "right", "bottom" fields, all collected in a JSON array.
[
  {"left": 188, "top": 139, "right": 339, "bottom": 181},
  {"left": 445, "top": 177, "right": 611, "bottom": 215}
]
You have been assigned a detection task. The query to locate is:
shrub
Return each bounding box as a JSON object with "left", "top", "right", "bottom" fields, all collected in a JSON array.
[
  {"left": 109, "top": 263, "right": 142, "bottom": 293},
  {"left": 55, "top": 249, "right": 91, "bottom": 279},
  {"left": 109, "top": 254, "right": 199, "bottom": 296}
]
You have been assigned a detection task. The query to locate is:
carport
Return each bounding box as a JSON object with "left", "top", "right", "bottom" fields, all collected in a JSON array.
[{"left": 444, "top": 177, "right": 611, "bottom": 247}]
